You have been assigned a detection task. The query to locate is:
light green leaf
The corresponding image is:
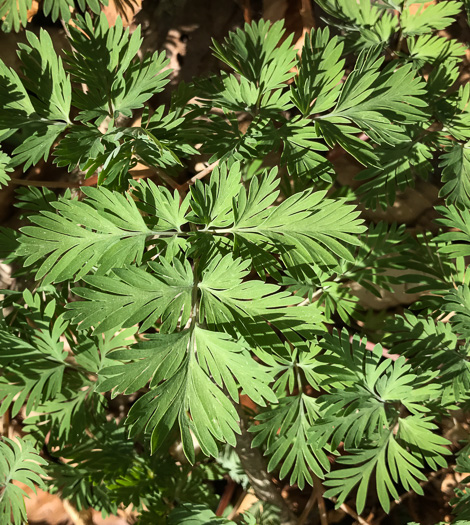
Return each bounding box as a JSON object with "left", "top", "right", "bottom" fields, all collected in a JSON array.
[
  {"left": 439, "top": 143, "right": 470, "bottom": 208},
  {"left": 251, "top": 395, "right": 330, "bottom": 490},
  {"left": 0, "top": 437, "right": 47, "bottom": 525},
  {"left": 435, "top": 205, "right": 470, "bottom": 258},
  {"left": 291, "top": 27, "right": 344, "bottom": 116},
  {"left": 0, "top": 0, "right": 32, "bottom": 32},
  {"left": 66, "top": 259, "right": 193, "bottom": 333},
  {"left": 401, "top": 1, "right": 462, "bottom": 36},
  {"left": 17, "top": 186, "right": 152, "bottom": 284},
  {"left": 0, "top": 149, "right": 12, "bottom": 189}
]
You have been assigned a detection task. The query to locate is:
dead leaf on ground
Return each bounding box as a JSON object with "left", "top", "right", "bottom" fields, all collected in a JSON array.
[{"left": 103, "top": 0, "right": 143, "bottom": 27}]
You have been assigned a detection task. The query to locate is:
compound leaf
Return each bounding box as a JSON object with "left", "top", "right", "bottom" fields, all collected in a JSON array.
[{"left": 0, "top": 437, "right": 46, "bottom": 525}]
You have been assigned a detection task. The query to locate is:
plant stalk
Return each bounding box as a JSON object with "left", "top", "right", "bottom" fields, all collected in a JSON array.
[{"left": 234, "top": 404, "right": 297, "bottom": 525}]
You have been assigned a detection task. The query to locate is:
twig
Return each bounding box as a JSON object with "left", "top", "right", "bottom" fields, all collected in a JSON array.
[
  {"left": 298, "top": 289, "right": 324, "bottom": 306},
  {"left": 63, "top": 500, "right": 95, "bottom": 525},
  {"left": 338, "top": 502, "right": 371, "bottom": 525},
  {"left": 297, "top": 474, "right": 328, "bottom": 525},
  {"left": 297, "top": 489, "right": 317, "bottom": 525},
  {"left": 2, "top": 409, "right": 10, "bottom": 438},
  {"left": 234, "top": 404, "right": 297, "bottom": 525},
  {"left": 180, "top": 160, "right": 220, "bottom": 192},
  {"left": 216, "top": 479, "right": 237, "bottom": 516},
  {"left": 227, "top": 489, "right": 247, "bottom": 520},
  {"left": 314, "top": 475, "right": 328, "bottom": 525},
  {"left": 242, "top": 0, "right": 252, "bottom": 23},
  {"left": 299, "top": 0, "right": 316, "bottom": 30}
]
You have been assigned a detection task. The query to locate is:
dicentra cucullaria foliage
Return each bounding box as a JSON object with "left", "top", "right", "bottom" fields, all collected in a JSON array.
[{"left": 2, "top": 0, "right": 470, "bottom": 523}]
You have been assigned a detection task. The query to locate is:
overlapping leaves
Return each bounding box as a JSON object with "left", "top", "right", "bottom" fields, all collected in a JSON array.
[{"left": 307, "top": 333, "right": 449, "bottom": 513}]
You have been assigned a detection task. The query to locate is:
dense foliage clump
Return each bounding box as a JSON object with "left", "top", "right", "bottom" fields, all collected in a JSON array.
[{"left": 2, "top": 1, "right": 470, "bottom": 523}]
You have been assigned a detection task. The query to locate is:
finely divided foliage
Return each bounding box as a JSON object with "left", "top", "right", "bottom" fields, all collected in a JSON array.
[{"left": 1, "top": 1, "right": 470, "bottom": 523}]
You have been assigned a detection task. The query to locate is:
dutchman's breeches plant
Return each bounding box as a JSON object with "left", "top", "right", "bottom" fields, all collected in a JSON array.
[{"left": 2, "top": 1, "right": 470, "bottom": 523}]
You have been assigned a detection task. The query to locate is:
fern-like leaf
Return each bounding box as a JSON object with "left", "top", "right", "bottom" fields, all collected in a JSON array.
[{"left": 0, "top": 437, "right": 46, "bottom": 525}]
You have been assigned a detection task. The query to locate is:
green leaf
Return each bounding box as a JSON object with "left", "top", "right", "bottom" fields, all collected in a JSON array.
[
  {"left": 126, "top": 342, "right": 240, "bottom": 459},
  {"left": 194, "top": 327, "right": 276, "bottom": 406},
  {"left": 199, "top": 253, "right": 309, "bottom": 325},
  {"left": 355, "top": 129, "right": 434, "bottom": 209},
  {"left": 66, "top": 259, "right": 193, "bottom": 333},
  {"left": 385, "top": 312, "right": 468, "bottom": 402},
  {"left": 439, "top": 143, "right": 470, "bottom": 208},
  {"left": 435, "top": 205, "right": 470, "bottom": 259},
  {"left": 104, "top": 323, "right": 275, "bottom": 460},
  {"left": 0, "top": 437, "right": 47, "bottom": 525},
  {"left": 401, "top": 1, "right": 463, "bottom": 36},
  {"left": 17, "top": 186, "right": 152, "bottom": 284},
  {"left": 211, "top": 20, "right": 297, "bottom": 96},
  {"left": 0, "top": 149, "right": 12, "bottom": 189},
  {"left": 169, "top": 504, "right": 235, "bottom": 525},
  {"left": 321, "top": 46, "right": 427, "bottom": 145},
  {"left": 443, "top": 285, "right": 470, "bottom": 339},
  {"left": 0, "top": 0, "right": 32, "bottom": 32},
  {"left": 407, "top": 34, "right": 465, "bottom": 68},
  {"left": 188, "top": 161, "right": 241, "bottom": 228},
  {"left": 291, "top": 27, "right": 345, "bottom": 116},
  {"left": 0, "top": 296, "right": 72, "bottom": 417},
  {"left": 313, "top": 0, "right": 398, "bottom": 52},
  {"left": 232, "top": 168, "right": 366, "bottom": 268},
  {"left": 42, "top": 0, "right": 108, "bottom": 22},
  {"left": 98, "top": 331, "right": 189, "bottom": 397},
  {"left": 17, "top": 29, "right": 71, "bottom": 123},
  {"left": 279, "top": 118, "right": 333, "bottom": 181},
  {"left": 66, "top": 13, "right": 170, "bottom": 123},
  {"left": 397, "top": 416, "right": 450, "bottom": 470},
  {"left": 53, "top": 126, "right": 106, "bottom": 172},
  {"left": 250, "top": 395, "right": 330, "bottom": 490},
  {"left": 0, "top": 227, "right": 19, "bottom": 262},
  {"left": 323, "top": 433, "right": 426, "bottom": 514},
  {"left": 0, "top": 33, "right": 70, "bottom": 168},
  {"left": 317, "top": 332, "right": 440, "bottom": 411}
]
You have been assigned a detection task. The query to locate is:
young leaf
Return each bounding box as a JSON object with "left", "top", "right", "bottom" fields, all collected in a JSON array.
[
  {"left": 211, "top": 19, "right": 297, "bottom": 95},
  {"left": 66, "top": 13, "right": 170, "bottom": 123}
]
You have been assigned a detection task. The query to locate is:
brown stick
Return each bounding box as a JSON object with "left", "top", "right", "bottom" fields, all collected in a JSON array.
[
  {"left": 296, "top": 489, "right": 317, "bottom": 525},
  {"left": 242, "top": 0, "right": 252, "bottom": 23},
  {"left": 234, "top": 404, "right": 297, "bottom": 525},
  {"left": 179, "top": 160, "right": 220, "bottom": 192},
  {"left": 299, "top": 0, "right": 316, "bottom": 30},
  {"left": 63, "top": 500, "right": 95, "bottom": 525},
  {"left": 216, "top": 479, "right": 237, "bottom": 516},
  {"left": 314, "top": 475, "right": 328, "bottom": 525},
  {"left": 338, "top": 502, "right": 371, "bottom": 525},
  {"left": 2, "top": 409, "right": 10, "bottom": 438},
  {"left": 297, "top": 474, "right": 328, "bottom": 525}
]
